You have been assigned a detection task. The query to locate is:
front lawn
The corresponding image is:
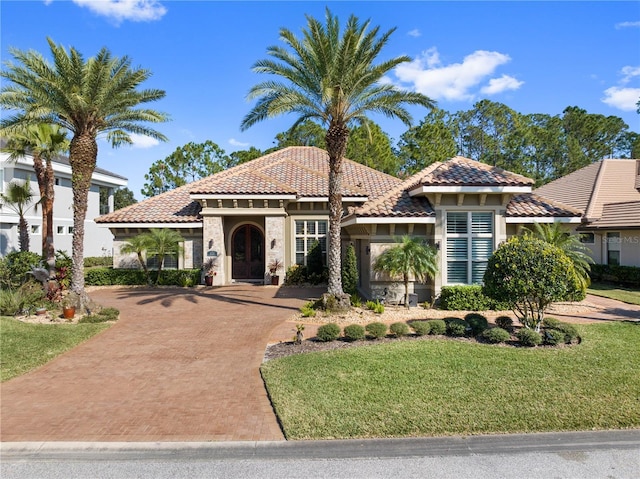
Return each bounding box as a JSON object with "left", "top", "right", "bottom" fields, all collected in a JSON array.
[
  {"left": 587, "top": 283, "right": 640, "bottom": 306},
  {"left": 261, "top": 322, "right": 640, "bottom": 439},
  {"left": 0, "top": 316, "right": 110, "bottom": 382}
]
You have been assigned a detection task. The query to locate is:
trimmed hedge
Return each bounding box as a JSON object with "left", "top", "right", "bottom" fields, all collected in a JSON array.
[
  {"left": 316, "top": 323, "right": 341, "bottom": 342},
  {"left": 465, "top": 313, "right": 489, "bottom": 336},
  {"left": 427, "top": 319, "right": 446, "bottom": 335},
  {"left": 410, "top": 321, "right": 431, "bottom": 336},
  {"left": 365, "top": 322, "right": 388, "bottom": 339},
  {"left": 517, "top": 328, "right": 542, "bottom": 347},
  {"left": 589, "top": 264, "right": 640, "bottom": 287},
  {"left": 343, "top": 324, "right": 366, "bottom": 342},
  {"left": 390, "top": 322, "right": 410, "bottom": 337},
  {"left": 439, "top": 285, "right": 510, "bottom": 311},
  {"left": 482, "top": 327, "right": 511, "bottom": 344},
  {"left": 85, "top": 268, "right": 201, "bottom": 286}
]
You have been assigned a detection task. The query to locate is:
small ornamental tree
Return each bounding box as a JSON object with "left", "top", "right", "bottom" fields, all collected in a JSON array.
[
  {"left": 483, "top": 236, "right": 583, "bottom": 332},
  {"left": 342, "top": 244, "right": 358, "bottom": 295}
]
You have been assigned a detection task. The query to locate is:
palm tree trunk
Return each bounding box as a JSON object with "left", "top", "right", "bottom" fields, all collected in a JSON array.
[
  {"left": 325, "top": 123, "right": 349, "bottom": 297},
  {"left": 68, "top": 133, "right": 97, "bottom": 307},
  {"left": 32, "top": 156, "right": 56, "bottom": 272},
  {"left": 18, "top": 217, "right": 30, "bottom": 252},
  {"left": 404, "top": 274, "right": 410, "bottom": 310}
]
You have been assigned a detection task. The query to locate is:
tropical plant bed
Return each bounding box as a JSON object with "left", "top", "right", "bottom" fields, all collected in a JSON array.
[{"left": 261, "top": 322, "right": 640, "bottom": 440}]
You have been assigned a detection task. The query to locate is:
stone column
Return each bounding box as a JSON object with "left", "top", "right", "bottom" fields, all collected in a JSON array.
[
  {"left": 265, "top": 216, "right": 286, "bottom": 285},
  {"left": 202, "top": 215, "right": 225, "bottom": 285}
]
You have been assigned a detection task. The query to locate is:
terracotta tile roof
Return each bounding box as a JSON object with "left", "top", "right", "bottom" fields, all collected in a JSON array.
[
  {"left": 506, "top": 194, "right": 583, "bottom": 218},
  {"left": 346, "top": 163, "right": 439, "bottom": 220},
  {"left": 96, "top": 181, "right": 202, "bottom": 224},
  {"left": 588, "top": 200, "right": 640, "bottom": 229},
  {"left": 190, "top": 146, "right": 398, "bottom": 198},
  {"left": 413, "top": 156, "right": 534, "bottom": 187},
  {"left": 96, "top": 146, "right": 399, "bottom": 224}
]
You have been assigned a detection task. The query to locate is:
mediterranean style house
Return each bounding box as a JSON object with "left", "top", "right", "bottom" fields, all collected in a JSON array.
[
  {"left": 535, "top": 159, "right": 640, "bottom": 268},
  {"left": 97, "top": 146, "right": 605, "bottom": 303},
  {"left": 0, "top": 151, "right": 127, "bottom": 258}
]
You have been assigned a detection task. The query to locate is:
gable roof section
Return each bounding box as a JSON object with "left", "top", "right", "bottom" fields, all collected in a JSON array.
[
  {"left": 343, "top": 163, "right": 440, "bottom": 224},
  {"left": 535, "top": 159, "right": 640, "bottom": 227},
  {"left": 409, "top": 156, "right": 534, "bottom": 193},
  {"left": 190, "top": 146, "right": 398, "bottom": 199},
  {"left": 97, "top": 146, "right": 400, "bottom": 225}
]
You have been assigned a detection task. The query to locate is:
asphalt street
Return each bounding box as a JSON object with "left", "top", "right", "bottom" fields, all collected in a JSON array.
[{"left": 2, "top": 430, "right": 639, "bottom": 479}]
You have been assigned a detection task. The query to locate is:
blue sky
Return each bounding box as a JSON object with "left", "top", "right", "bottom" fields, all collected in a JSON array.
[{"left": 2, "top": 1, "right": 639, "bottom": 199}]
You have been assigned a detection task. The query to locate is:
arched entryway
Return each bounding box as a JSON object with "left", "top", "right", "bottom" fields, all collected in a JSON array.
[{"left": 231, "top": 224, "right": 264, "bottom": 281}]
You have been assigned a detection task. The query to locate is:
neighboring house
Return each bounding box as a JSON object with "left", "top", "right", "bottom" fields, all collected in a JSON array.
[
  {"left": 535, "top": 159, "right": 640, "bottom": 268},
  {"left": 0, "top": 152, "right": 128, "bottom": 258},
  {"left": 97, "top": 146, "right": 584, "bottom": 303}
]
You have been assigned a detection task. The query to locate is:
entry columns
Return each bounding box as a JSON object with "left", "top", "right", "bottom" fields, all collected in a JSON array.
[{"left": 265, "top": 216, "right": 286, "bottom": 285}]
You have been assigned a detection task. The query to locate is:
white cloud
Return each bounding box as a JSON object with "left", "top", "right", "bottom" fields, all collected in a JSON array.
[
  {"left": 602, "top": 86, "right": 640, "bottom": 111},
  {"left": 407, "top": 29, "right": 421, "bottom": 38},
  {"left": 394, "top": 48, "right": 520, "bottom": 101},
  {"left": 229, "top": 138, "right": 249, "bottom": 148},
  {"left": 615, "top": 21, "right": 640, "bottom": 29},
  {"left": 129, "top": 134, "right": 160, "bottom": 148},
  {"left": 601, "top": 65, "right": 640, "bottom": 111},
  {"left": 620, "top": 65, "right": 640, "bottom": 84},
  {"left": 481, "top": 75, "right": 524, "bottom": 95},
  {"left": 71, "top": 0, "right": 166, "bottom": 23}
]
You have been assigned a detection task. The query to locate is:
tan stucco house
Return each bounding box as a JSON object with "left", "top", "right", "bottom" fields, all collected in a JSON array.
[
  {"left": 535, "top": 159, "right": 640, "bottom": 268},
  {"left": 97, "top": 146, "right": 594, "bottom": 302}
]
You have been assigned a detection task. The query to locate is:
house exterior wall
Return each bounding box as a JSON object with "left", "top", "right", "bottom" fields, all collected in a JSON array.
[{"left": 1, "top": 154, "right": 126, "bottom": 258}]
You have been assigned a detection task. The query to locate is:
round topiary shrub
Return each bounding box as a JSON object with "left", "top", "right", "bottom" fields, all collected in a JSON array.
[
  {"left": 482, "top": 327, "right": 511, "bottom": 344},
  {"left": 495, "top": 315, "right": 514, "bottom": 330},
  {"left": 427, "top": 319, "right": 446, "bottom": 335},
  {"left": 365, "top": 321, "right": 387, "bottom": 339},
  {"left": 517, "top": 328, "right": 542, "bottom": 347},
  {"left": 555, "top": 322, "right": 579, "bottom": 344},
  {"left": 343, "top": 324, "right": 366, "bottom": 342},
  {"left": 390, "top": 322, "right": 410, "bottom": 337},
  {"left": 410, "top": 321, "right": 431, "bottom": 336},
  {"left": 465, "top": 313, "right": 489, "bottom": 336},
  {"left": 446, "top": 318, "right": 468, "bottom": 337},
  {"left": 316, "top": 323, "right": 341, "bottom": 342},
  {"left": 542, "top": 317, "right": 561, "bottom": 329},
  {"left": 543, "top": 329, "right": 565, "bottom": 346}
]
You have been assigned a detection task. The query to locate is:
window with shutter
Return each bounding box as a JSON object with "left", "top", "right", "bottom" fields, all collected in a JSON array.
[{"left": 445, "top": 212, "right": 494, "bottom": 285}]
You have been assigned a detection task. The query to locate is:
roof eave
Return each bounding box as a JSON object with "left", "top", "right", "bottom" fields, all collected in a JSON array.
[{"left": 409, "top": 185, "right": 532, "bottom": 196}]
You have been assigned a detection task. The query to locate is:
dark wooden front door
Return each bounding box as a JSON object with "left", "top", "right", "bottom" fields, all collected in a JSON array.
[{"left": 232, "top": 225, "right": 264, "bottom": 280}]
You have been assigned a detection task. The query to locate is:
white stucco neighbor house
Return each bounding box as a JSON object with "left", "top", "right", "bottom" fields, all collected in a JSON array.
[
  {"left": 97, "top": 146, "right": 593, "bottom": 303},
  {"left": 0, "top": 151, "right": 128, "bottom": 258}
]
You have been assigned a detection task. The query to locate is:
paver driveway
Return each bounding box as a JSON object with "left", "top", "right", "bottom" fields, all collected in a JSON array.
[{"left": 1, "top": 285, "right": 318, "bottom": 442}]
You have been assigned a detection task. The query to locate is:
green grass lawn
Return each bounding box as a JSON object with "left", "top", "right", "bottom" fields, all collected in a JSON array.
[
  {"left": 0, "top": 316, "right": 110, "bottom": 382},
  {"left": 261, "top": 322, "right": 640, "bottom": 440},
  {"left": 587, "top": 283, "right": 640, "bottom": 306}
]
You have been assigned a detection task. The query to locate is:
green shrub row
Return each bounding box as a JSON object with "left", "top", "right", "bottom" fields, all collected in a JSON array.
[
  {"left": 283, "top": 264, "right": 329, "bottom": 286},
  {"left": 589, "top": 264, "right": 640, "bottom": 287},
  {"left": 312, "top": 315, "right": 579, "bottom": 349},
  {"left": 85, "top": 268, "right": 201, "bottom": 286},
  {"left": 439, "top": 285, "right": 510, "bottom": 311}
]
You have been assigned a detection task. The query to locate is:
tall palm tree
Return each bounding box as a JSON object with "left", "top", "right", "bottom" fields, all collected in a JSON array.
[
  {"left": 522, "top": 222, "right": 594, "bottom": 289},
  {"left": 241, "top": 10, "right": 434, "bottom": 300},
  {"left": 0, "top": 179, "right": 35, "bottom": 252},
  {"left": 2, "top": 124, "right": 69, "bottom": 271},
  {"left": 1, "top": 38, "right": 168, "bottom": 306},
  {"left": 373, "top": 236, "right": 438, "bottom": 309},
  {"left": 140, "top": 229, "right": 184, "bottom": 285},
  {"left": 119, "top": 234, "right": 153, "bottom": 285}
]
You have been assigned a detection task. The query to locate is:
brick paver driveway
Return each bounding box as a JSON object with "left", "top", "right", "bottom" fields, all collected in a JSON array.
[{"left": 1, "top": 285, "right": 318, "bottom": 442}]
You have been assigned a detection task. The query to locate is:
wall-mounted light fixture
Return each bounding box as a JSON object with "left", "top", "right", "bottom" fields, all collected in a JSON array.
[
  {"left": 435, "top": 241, "right": 441, "bottom": 251},
  {"left": 271, "top": 238, "right": 276, "bottom": 249},
  {"left": 366, "top": 246, "right": 370, "bottom": 255},
  {"left": 208, "top": 239, "right": 214, "bottom": 249}
]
